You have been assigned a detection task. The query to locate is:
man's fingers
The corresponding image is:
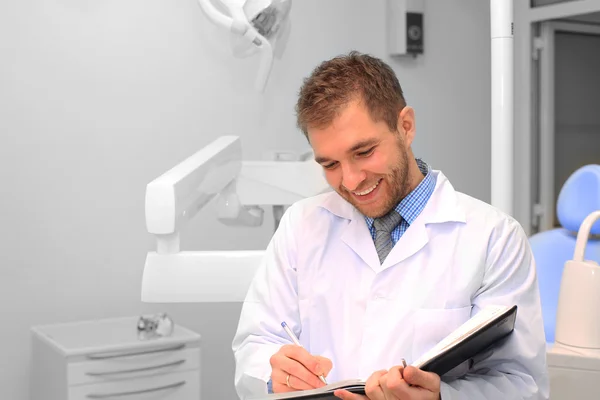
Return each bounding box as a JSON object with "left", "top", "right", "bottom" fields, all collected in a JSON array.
[
  {"left": 365, "top": 369, "right": 387, "bottom": 384},
  {"left": 268, "top": 345, "right": 333, "bottom": 393},
  {"left": 271, "top": 368, "right": 314, "bottom": 391},
  {"left": 364, "top": 369, "right": 388, "bottom": 400},
  {"left": 381, "top": 366, "right": 409, "bottom": 398},
  {"left": 279, "top": 345, "right": 329, "bottom": 383},
  {"left": 333, "top": 389, "right": 368, "bottom": 400},
  {"left": 281, "top": 345, "right": 327, "bottom": 377},
  {"left": 402, "top": 366, "right": 441, "bottom": 391},
  {"left": 271, "top": 381, "right": 295, "bottom": 393},
  {"left": 276, "top": 351, "right": 326, "bottom": 389},
  {"left": 314, "top": 355, "right": 333, "bottom": 377}
]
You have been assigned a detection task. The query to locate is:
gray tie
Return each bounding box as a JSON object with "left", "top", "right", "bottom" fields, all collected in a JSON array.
[{"left": 373, "top": 211, "right": 402, "bottom": 263}]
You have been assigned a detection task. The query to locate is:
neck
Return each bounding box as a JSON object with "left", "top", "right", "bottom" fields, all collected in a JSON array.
[{"left": 405, "top": 157, "right": 425, "bottom": 194}]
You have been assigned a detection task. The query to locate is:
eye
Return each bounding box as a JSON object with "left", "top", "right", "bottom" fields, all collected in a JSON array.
[
  {"left": 323, "top": 162, "right": 338, "bottom": 170},
  {"left": 357, "top": 147, "right": 375, "bottom": 157}
]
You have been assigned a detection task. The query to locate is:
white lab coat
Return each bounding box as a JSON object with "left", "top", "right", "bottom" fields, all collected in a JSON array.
[{"left": 232, "top": 170, "right": 549, "bottom": 400}]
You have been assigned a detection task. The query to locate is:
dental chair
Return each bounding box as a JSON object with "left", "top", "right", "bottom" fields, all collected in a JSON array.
[
  {"left": 528, "top": 164, "right": 600, "bottom": 399},
  {"left": 529, "top": 164, "right": 600, "bottom": 343}
]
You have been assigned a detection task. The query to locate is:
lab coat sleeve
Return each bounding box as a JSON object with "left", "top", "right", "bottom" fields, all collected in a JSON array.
[
  {"left": 439, "top": 218, "right": 550, "bottom": 400},
  {"left": 231, "top": 203, "right": 303, "bottom": 400}
]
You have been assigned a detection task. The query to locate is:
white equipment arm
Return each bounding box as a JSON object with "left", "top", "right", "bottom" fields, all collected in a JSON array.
[{"left": 142, "top": 136, "right": 329, "bottom": 302}]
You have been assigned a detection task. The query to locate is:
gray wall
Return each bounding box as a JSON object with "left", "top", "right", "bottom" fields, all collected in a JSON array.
[
  {"left": 553, "top": 31, "right": 600, "bottom": 226},
  {"left": 0, "top": 1, "right": 491, "bottom": 399}
]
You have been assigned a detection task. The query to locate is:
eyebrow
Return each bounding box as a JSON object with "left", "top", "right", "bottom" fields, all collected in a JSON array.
[{"left": 314, "top": 138, "right": 380, "bottom": 164}]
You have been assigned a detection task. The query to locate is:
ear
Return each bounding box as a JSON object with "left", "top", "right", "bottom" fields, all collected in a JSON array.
[{"left": 397, "top": 106, "right": 416, "bottom": 148}]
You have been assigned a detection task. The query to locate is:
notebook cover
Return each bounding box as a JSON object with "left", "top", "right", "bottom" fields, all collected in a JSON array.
[
  {"left": 419, "top": 305, "right": 518, "bottom": 376},
  {"left": 266, "top": 387, "right": 365, "bottom": 400},
  {"left": 251, "top": 383, "right": 365, "bottom": 399}
]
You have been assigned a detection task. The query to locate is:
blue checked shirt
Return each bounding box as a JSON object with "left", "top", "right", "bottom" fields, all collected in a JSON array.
[{"left": 364, "top": 159, "right": 436, "bottom": 244}]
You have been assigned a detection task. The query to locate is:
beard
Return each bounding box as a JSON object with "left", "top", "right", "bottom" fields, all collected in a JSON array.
[{"left": 338, "top": 145, "right": 411, "bottom": 218}]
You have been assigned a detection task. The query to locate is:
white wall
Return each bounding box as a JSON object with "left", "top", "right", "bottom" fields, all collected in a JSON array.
[{"left": 0, "top": 1, "right": 491, "bottom": 399}]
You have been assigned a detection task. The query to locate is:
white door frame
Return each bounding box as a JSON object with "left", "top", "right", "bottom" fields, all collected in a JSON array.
[
  {"left": 536, "top": 21, "right": 600, "bottom": 232},
  {"left": 514, "top": 0, "right": 600, "bottom": 236}
]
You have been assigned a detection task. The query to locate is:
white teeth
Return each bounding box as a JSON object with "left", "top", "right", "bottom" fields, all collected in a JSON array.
[{"left": 354, "top": 180, "right": 381, "bottom": 196}]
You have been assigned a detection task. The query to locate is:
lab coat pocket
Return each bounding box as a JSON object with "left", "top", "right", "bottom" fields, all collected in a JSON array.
[{"left": 411, "top": 306, "right": 472, "bottom": 376}]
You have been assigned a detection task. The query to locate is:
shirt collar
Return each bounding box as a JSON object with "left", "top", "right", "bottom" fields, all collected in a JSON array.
[{"left": 364, "top": 159, "right": 435, "bottom": 229}]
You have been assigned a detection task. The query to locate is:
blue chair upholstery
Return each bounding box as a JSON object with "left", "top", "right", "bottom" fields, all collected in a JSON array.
[{"left": 529, "top": 164, "right": 600, "bottom": 343}]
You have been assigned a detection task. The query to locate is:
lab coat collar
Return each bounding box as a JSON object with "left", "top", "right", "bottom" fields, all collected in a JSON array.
[{"left": 318, "top": 170, "right": 467, "bottom": 271}]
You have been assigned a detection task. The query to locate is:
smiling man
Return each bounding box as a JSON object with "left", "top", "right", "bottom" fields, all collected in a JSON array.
[
  {"left": 232, "top": 51, "right": 549, "bottom": 400},
  {"left": 310, "top": 99, "right": 421, "bottom": 221}
]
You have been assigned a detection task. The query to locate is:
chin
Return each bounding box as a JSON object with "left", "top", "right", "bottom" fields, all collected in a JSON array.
[
  {"left": 361, "top": 207, "right": 390, "bottom": 219},
  {"left": 350, "top": 200, "right": 391, "bottom": 219}
]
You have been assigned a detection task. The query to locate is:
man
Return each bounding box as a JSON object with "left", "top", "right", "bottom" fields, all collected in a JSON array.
[{"left": 232, "top": 51, "right": 549, "bottom": 400}]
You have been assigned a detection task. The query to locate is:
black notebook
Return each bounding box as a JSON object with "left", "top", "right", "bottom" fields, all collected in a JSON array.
[{"left": 251, "top": 305, "right": 518, "bottom": 400}]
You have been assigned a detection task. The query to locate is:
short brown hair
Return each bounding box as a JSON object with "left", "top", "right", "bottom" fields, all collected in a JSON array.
[{"left": 295, "top": 51, "right": 406, "bottom": 138}]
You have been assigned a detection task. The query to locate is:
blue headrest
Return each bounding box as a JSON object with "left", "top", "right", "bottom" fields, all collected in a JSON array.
[{"left": 556, "top": 164, "right": 600, "bottom": 235}]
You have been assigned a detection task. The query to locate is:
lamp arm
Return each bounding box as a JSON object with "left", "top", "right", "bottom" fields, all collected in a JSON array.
[
  {"left": 574, "top": 211, "right": 600, "bottom": 262},
  {"left": 195, "top": 0, "right": 235, "bottom": 32},
  {"left": 196, "top": 0, "right": 266, "bottom": 46}
]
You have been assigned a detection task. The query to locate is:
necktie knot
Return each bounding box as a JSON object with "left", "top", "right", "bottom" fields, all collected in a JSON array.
[
  {"left": 373, "top": 210, "right": 402, "bottom": 233},
  {"left": 373, "top": 210, "right": 402, "bottom": 264}
]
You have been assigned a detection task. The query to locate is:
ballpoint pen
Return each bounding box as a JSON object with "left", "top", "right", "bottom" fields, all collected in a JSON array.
[
  {"left": 281, "top": 321, "right": 328, "bottom": 385},
  {"left": 401, "top": 358, "right": 412, "bottom": 387}
]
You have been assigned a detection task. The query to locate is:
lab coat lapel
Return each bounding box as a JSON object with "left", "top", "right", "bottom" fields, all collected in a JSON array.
[
  {"left": 340, "top": 211, "right": 380, "bottom": 268},
  {"left": 381, "top": 217, "right": 429, "bottom": 269},
  {"left": 381, "top": 171, "right": 467, "bottom": 270},
  {"left": 318, "top": 193, "right": 380, "bottom": 268}
]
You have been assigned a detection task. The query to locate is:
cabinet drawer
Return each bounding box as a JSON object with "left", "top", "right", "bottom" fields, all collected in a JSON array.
[
  {"left": 68, "top": 369, "right": 200, "bottom": 400},
  {"left": 68, "top": 347, "right": 200, "bottom": 386}
]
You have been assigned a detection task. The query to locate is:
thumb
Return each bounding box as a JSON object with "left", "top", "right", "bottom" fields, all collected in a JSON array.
[
  {"left": 402, "top": 366, "right": 440, "bottom": 390},
  {"left": 314, "top": 356, "right": 333, "bottom": 377}
]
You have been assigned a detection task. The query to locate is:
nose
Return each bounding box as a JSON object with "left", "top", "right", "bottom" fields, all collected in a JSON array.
[{"left": 341, "top": 162, "right": 366, "bottom": 192}]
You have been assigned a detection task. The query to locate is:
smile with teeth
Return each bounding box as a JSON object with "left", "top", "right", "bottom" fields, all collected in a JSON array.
[{"left": 353, "top": 179, "right": 382, "bottom": 196}]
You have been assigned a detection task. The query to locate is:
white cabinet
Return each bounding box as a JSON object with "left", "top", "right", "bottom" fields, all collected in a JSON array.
[{"left": 30, "top": 316, "right": 201, "bottom": 400}]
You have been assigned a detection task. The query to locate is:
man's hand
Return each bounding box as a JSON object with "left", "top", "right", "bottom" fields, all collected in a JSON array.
[
  {"left": 269, "top": 344, "right": 333, "bottom": 393},
  {"left": 334, "top": 365, "right": 441, "bottom": 400}
]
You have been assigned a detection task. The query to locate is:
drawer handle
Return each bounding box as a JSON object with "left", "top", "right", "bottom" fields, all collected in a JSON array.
[
  {"left": 86, "top": 343, "right": 186, "bottom": 360},
  {"left": 86, "top": 380, "right": 186, "bottom": 398},
  {"left": 86, "top": 359, "right": 186, "bottom": 377}
]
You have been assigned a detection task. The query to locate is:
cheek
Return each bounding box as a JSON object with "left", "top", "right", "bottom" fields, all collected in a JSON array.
[
  {"left": 324, "top": 169, "right": 341, "bottom": 187},
  {"left": 361, "top": 153, "right": 391, "bottom": 175}
]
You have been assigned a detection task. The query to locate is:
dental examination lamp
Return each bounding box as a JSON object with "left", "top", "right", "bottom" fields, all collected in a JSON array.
[
  {"left": 196, "top": 0, "right": 292, "bottom": 92},
  {"left": 141, "top": 136, "right": 329, "bottom": 303}
]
